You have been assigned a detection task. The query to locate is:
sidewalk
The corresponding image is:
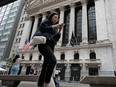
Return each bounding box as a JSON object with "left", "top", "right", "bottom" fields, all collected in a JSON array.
[
  {"left": 17, "top": 81, "right": 90, "bottom": 87},
  {"left": 0, "top": 80, "right": 90, "bottom": 87},
  {"left": 60, "top": 82, "right": 90, "bottom": 87}
]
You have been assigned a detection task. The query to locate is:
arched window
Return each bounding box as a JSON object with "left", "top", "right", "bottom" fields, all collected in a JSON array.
[
  {"left": 74, "top": 53, "right": 79, "bottom": 59},
  {"left": 29, "top": 53, "right": 33, "bottom": 60},
  {"left": 61, "top": 53, "right": 65, "bottom": 60},
  {"left": 90, "top": 52, "right": 96, "bottom": 59},
  {"left": 38, "top": 55, "right": 42, "bottom": 60},
  {"left": 22, "top": 54, "right": 25, "bottom": 60}
]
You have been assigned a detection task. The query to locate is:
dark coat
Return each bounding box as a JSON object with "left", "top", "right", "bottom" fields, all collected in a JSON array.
[{"left": 34, "top": 19, "right": 61, "bottom": 45}]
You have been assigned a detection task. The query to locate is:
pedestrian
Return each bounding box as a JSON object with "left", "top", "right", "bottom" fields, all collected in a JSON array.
[
  {"left": 33, "top": 67, "right": 38, "bottom": 75},
  {"left": 29, "top": 67, "right": 34, "bottom": 75},
  {"left": 33, "top": 11, "right": 64, "bottom": 87},
  {"left": 10, "top": 54, "right": 21, "bottom": 75},
  {"left": 53, "top": 74, "right": 60, "bottom": 87}
]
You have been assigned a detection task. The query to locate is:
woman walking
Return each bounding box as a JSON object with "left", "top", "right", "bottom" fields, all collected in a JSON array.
[
  {"left": 34, "top": 12, "right": 64, "bottom": 87},
  {"left": 10, "top": 54, "right": 21, "bottom": 75}
]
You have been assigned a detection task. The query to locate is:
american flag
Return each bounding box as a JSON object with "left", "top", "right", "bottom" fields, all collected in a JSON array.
[{"left": 22, "top": 39, "right": 30, "bottom": 52}]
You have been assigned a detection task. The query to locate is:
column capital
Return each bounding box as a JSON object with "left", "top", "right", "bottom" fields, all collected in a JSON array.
[
  {"left": 34, "top": 14, "right": 40, "bottom": 18},
  {"left": 81, "top": 0, "right": 88, "bottom": 4},
  {"left": 69, "top": 3, "right": 75, "bottom": 8},
  {"left": 25, "top": 16, "right": 33, "bottom": 21},
  {"left": 94, "top": 0, "right": 98, "bottom": 1},
  {"left": 42, "top": 11, "right": 47, "bottom": 15},
  {"left": 59, "top": 6, "right": 64, "bottom": 11},
  {"left": 42, "top": 12, "right": 47, "bottom": 20}
]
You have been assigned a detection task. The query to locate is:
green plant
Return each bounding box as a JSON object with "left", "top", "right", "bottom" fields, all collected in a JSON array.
[{"left": 4, "top": 57, "right": 14, "bottom": 68}]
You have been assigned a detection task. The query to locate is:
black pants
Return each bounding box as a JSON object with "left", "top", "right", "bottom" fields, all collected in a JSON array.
[{"left": 37, "top": 44, "right": 57, "bottom": 86}]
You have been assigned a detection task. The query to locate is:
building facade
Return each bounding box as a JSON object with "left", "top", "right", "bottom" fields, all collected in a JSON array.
[
  {"left": 10, "top": 0, "right": 116, "bottom": 82},
  {"left": 0, "top": 0, "right": 25, "bottom": 60}
]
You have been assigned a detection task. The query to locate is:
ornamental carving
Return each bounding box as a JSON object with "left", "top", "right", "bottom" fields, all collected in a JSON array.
[{"left": 25, "top": 0, "right": 67, "bottom": 15}]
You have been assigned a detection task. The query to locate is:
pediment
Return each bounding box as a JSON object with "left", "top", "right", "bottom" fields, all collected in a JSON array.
[
  {"left": 29, "top": 0, "right": 42, "bottom": 6},
  {"left": 25, "top": 0, "right": 68, "bottom": 15},
  {"left": 25, "top": 0, "right": 41, "bottom": 9}
]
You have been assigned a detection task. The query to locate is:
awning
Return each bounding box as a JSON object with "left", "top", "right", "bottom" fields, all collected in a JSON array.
[{"left": 0, "top": 67, "right": 7, "bottom": 71}]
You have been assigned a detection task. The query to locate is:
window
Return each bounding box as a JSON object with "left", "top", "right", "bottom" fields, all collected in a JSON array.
[
  {"left": 17, "top": 31, "right": 20, "bottom": 36},
  {"left": 18, "top": 38, "right": 21, "bottom": 43},
  {"left": 20, "top": 30, "right": 23, "bottom": 35},
  {"left": 90, "top": 52, "right": 96, "bottom": 59},
  {"left": 0, "top": 25, "right": 5, "bottom": 30},
  {"left": 19, "top": 24, "right": 22, "bottom": 29},
  {"left": 62, "top": 6, "right": 70, "bottom": 46},
  {"left": 21, "top": 18, "right": 24, "bottom": 22},
  {"left": 6, "top": 5, "right": 12, "bottom": 10},
  {"left": 23, "top": 11, "right": 26, "bottom": 15},
  {"left": 5, "top": 23, "right": 13, "bottom": 29},
  {"left": 60, "top": 53, "right": 65, "bottom": 60},
  {"left": 15, "top": 38, "right": 18, "bottom": 43},
  {"left": 74, "top": 53, "right": 79, "bottom": 59},
  {"left": 7, "top": 17, "right": 15, "bottom": 23},
  {"left": 0, "top": 12, "right": 4, "bottom": 17},
  {"left": 3, "top": 14, "right": 8, "bottom": 20},
  {"left": 1, "top": 8, "right": 6, "bottom": 13},
  {"left": 22, "top": 23, "right": 25, "bottom": 28},
  {"left": 1, "top": 35, "right": 9, "bottom": 41},
  {"left": 38, "top": 55, "right": 42, "bottom": 60},
  {"left": 13, "top": 1, "right": 19, "bottom": 7},
  {"left": 1, "top": 19, "right": 7, "bottom": 25},
  {"left": 87, "top": 1, "right": 97, "bottom": 44},
  {"left": 9, "top": 12, "right": 16, "bottom": 18},
  {"left": 10, "top": 7, "right": 18, "bottom": 13},
  {"left": 75, "top": 6, "right": 82, "bottom": 44},
  {"left": 3, "top": 29, "right": 10, "bottom": 35},
  {"left": 29, "top": 54, "right": 33, "bottom": 60},
  {"left": 89, "top": 68, "right": 98, "bottom": 76},
  {"left": 5, "top": 10, "right": 10, "bottom": 15}
]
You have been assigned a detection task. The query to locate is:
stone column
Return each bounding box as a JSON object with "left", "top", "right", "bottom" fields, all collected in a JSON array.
[
  {"left": 57, "top": 6, "right": 64, "bottom": 46},
  {"left": 68, "top": 3, "right": 75, "bottom": 44},
  {"left": 42, "top": 12, "right": 47, "bottom": 21},
  {"left": 81, "top": 0, "right": 88, "bottom": 44},
  {"left": 65, "top": 63, "right": 70, "bottom": 82},
  {"left": 19, "top": 16, "right": 33, "bottom": 49},
  {"left": 95, "top": 0, "right": 109, "bottom": 43},
  {"left": 31, "top": 15, "right": 39, "bottom": 39}
]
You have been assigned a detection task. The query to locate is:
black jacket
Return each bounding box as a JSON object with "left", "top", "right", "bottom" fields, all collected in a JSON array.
[{"left": 34, "top": 20, "right": 61, "bottom": 45}]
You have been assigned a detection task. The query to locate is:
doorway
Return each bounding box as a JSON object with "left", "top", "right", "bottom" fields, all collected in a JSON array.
[{"left": 70, "top": 64, "right": 81, "bottom": 81}]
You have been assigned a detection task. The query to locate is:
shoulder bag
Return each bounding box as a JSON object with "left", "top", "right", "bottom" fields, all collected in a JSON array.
[{"left": 30, "top": 30, "right": 46, "bottom": 46}]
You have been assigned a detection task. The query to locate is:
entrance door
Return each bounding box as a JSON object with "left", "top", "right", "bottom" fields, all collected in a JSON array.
[
  {"left": 70, "top": 64, "right": 81, "bottom": 81},
  {"left": 56, "top": 64, "right": 65, "bottom": 81}
]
